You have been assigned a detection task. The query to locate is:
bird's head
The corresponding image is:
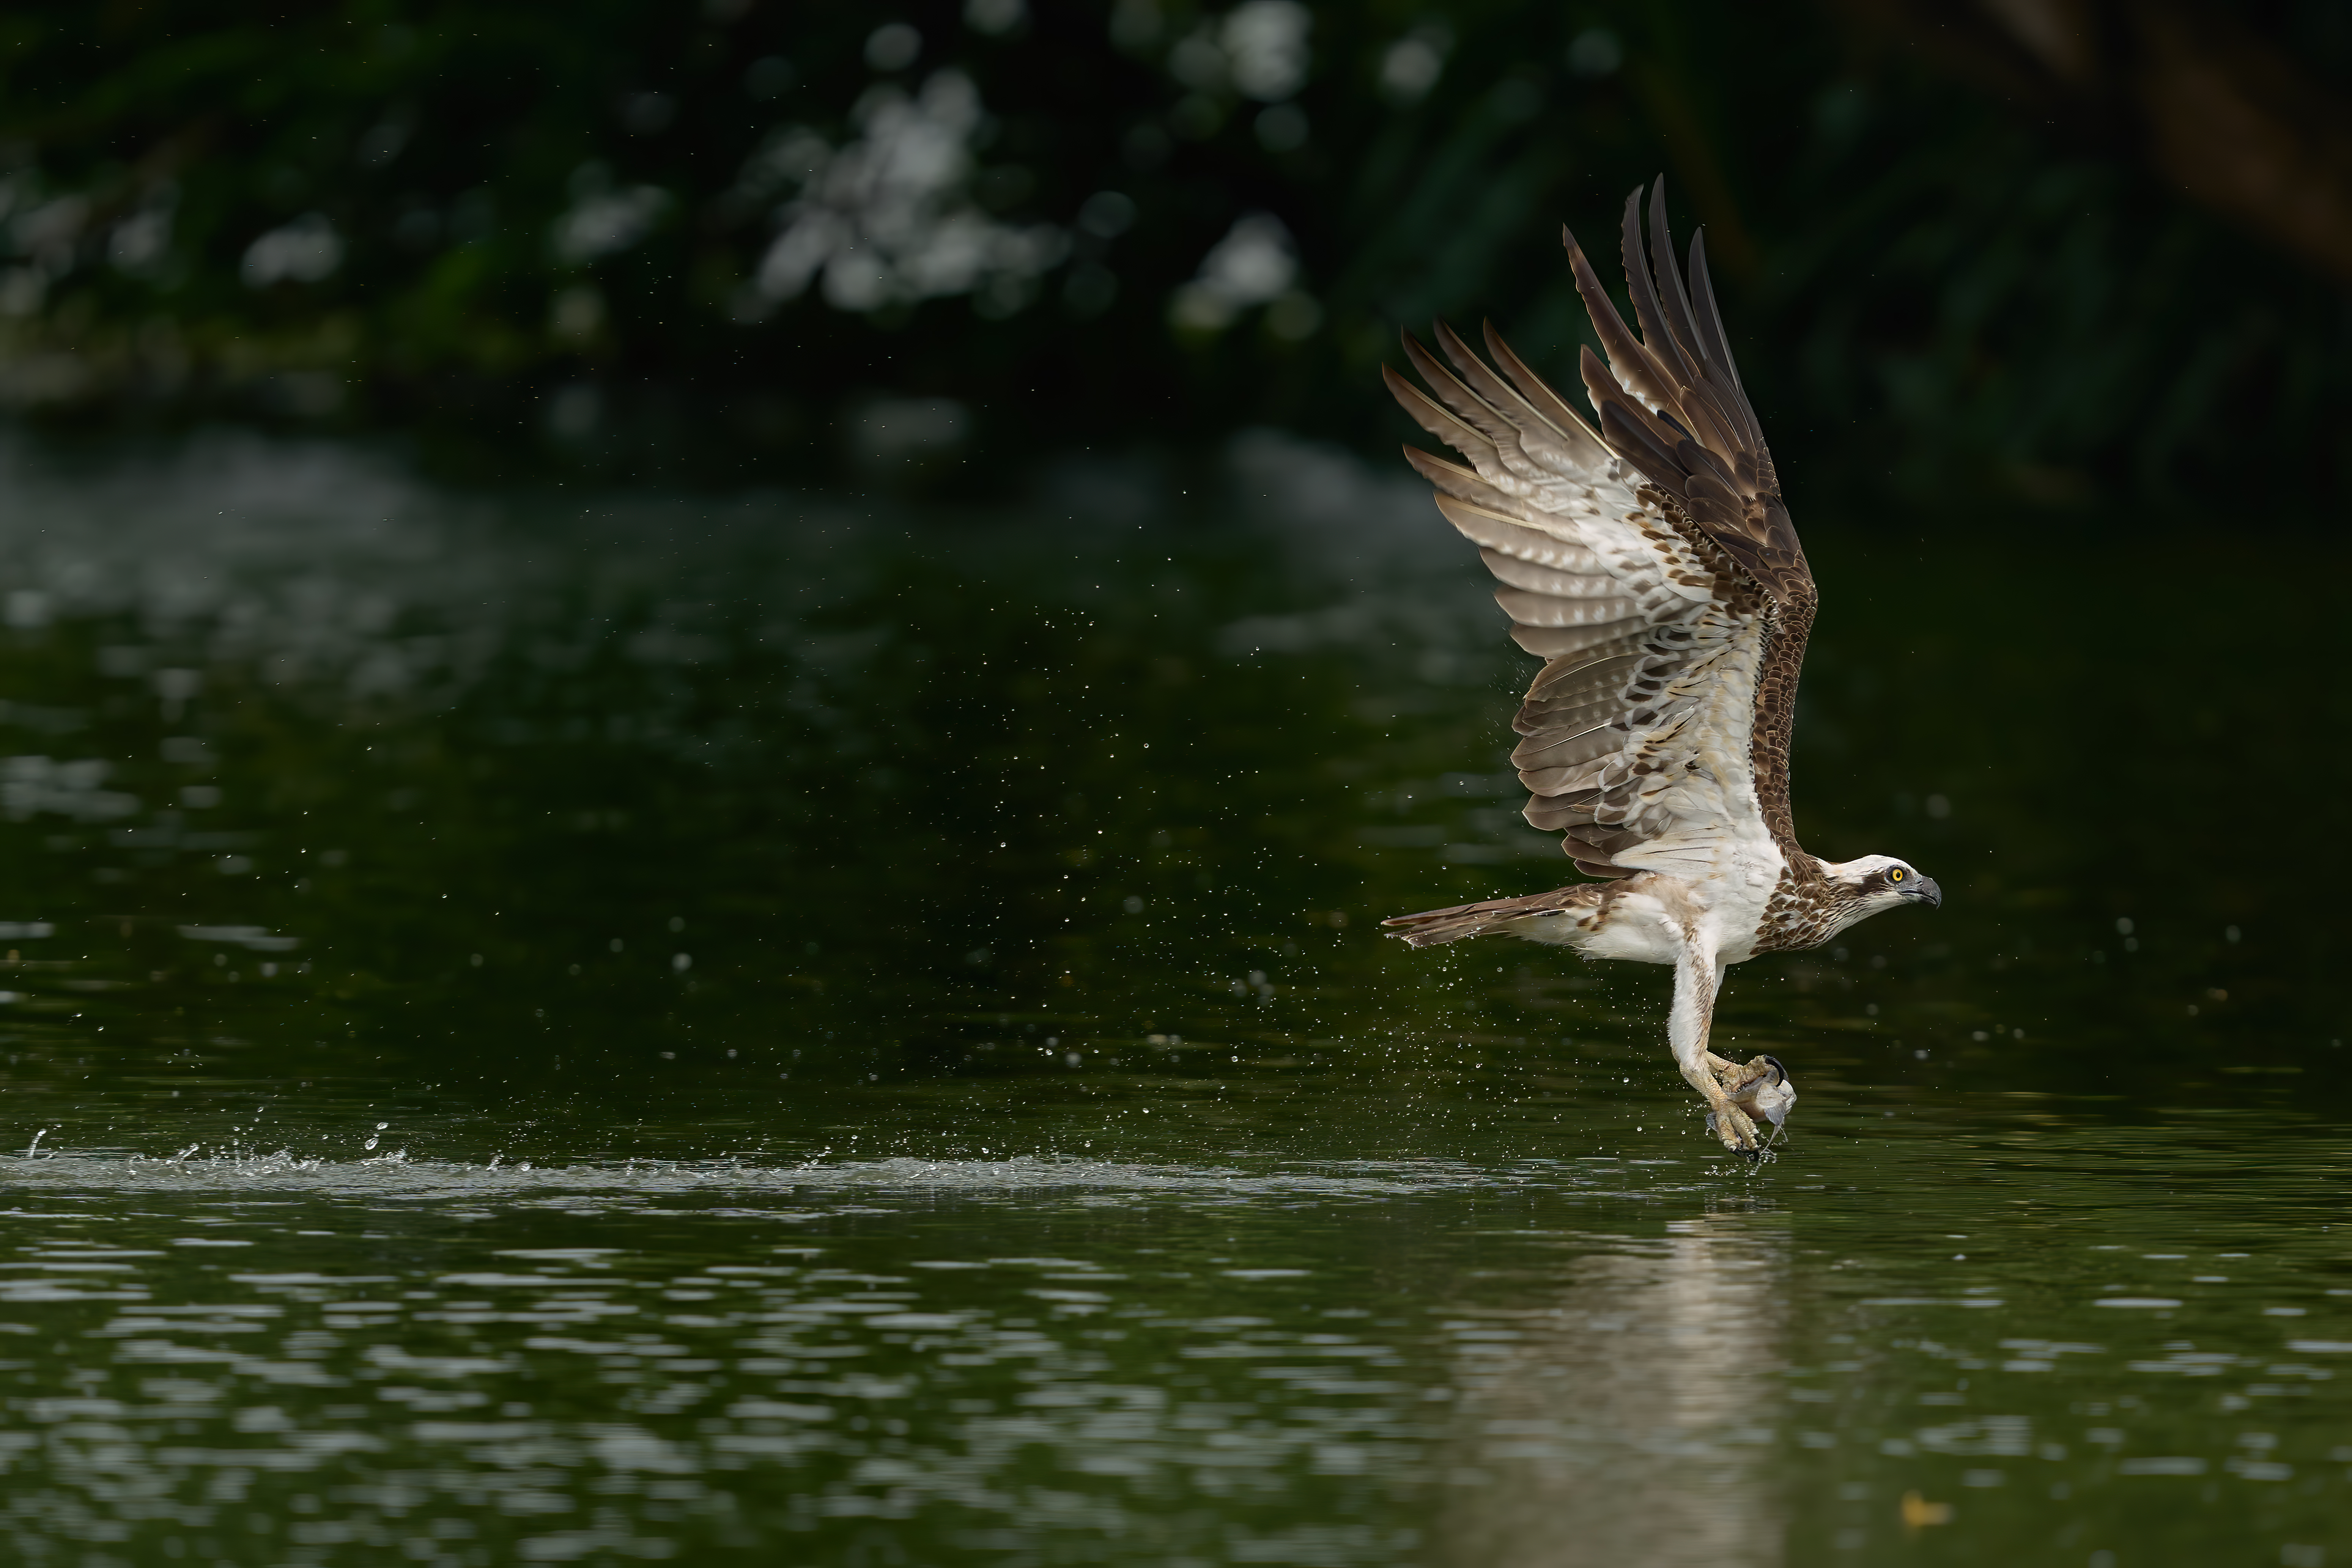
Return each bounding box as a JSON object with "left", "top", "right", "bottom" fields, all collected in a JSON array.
[{"left": 1821, "top": 854, "right": 1941, "bottom": 931}]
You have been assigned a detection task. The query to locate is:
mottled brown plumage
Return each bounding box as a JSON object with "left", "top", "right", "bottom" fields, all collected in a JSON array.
[{"left": 1564, "top": 189, "right": 1816, "bottom": 881}]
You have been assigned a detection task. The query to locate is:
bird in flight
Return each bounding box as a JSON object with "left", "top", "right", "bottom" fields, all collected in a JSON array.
[{"left": 1380, "top": 179, "right": 1941, "bottom": 1155}]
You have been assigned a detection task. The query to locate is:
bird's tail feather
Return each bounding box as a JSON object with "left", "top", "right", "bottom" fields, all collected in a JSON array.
[{"left": 1381, "top": 886, "right": 1599, "bottom": 948}]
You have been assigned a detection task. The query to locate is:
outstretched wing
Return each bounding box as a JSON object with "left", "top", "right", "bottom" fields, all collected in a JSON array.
[{"left": 1384, "top": 179, "right": 1812, "bottom": 881}]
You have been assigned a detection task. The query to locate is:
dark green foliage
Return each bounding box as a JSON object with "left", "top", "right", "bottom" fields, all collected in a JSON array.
[{"left": 2, "top": 0, "right": 2347, "bottom": 509}]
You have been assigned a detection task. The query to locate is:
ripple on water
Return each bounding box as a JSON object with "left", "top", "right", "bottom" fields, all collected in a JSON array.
[
  {"left": 0, "top": 1149, "right": 1719, "bottom": 1208},
  {"left": 0, "top": 1128, "right": 2342, "bottom": 1564}
]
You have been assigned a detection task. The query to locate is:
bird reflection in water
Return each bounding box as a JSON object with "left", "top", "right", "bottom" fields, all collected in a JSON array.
[{"left": 1436, "top": 1209, "right": 1788, "bottom": 1568}]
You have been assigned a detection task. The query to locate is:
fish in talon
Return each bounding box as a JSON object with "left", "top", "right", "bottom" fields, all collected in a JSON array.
[{"left": 1723, "top": 1055, "right": 1796, "bottom": 1141}]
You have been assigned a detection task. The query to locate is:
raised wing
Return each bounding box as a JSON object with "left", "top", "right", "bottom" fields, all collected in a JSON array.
[
  {"left": 1384, "top": 180, "right": 1812, "bottom": 879},
  {"left": 1567, "top": 183, "right": 1811, "bottom": 605}
]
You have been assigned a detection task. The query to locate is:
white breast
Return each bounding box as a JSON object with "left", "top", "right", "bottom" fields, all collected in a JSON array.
[{"left": 1707, "top": 873, "right": 1783, "bottom": 966}]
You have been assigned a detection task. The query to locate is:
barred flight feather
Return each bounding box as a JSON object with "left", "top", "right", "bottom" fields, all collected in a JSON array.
[
  {"left": 1494, "top": 589, "right": 1642, "bottom": 628},
  {"left": 1476, "top": 551, "right": 1618, "bottom": 599}
]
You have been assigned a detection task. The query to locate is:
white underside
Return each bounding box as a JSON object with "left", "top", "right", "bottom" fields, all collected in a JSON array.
[{"left": 1506, "top": 871, "right": 1780, "bottom": 970}]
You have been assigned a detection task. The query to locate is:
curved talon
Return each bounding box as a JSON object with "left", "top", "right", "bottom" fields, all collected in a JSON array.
[
  {"left": 1705, "top": 1102, "right": 1761, "bottom": 1153},
  {"left": 1706, "top": 1111, "right": 1764, "bottom": 1161}
]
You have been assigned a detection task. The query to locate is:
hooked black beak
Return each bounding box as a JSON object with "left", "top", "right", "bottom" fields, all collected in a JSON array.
[{"left": 1912, "top": 876, "right": 1943, "bottom": 909}]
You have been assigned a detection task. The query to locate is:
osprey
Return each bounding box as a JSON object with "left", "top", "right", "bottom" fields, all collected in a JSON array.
[{"left": 1381, "top": 179, "right": 1941, "bottom": 1155}]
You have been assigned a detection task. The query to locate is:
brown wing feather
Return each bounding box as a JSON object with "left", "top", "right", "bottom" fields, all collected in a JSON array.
[
  {"left": 1481, "top": 322, "right": 1611, "bottom": 467},
  {"left": 1560, "top": 178, "right": 1820, "bottom": 872},
  {"left": 1382, "top": 366, "right": 1502, "bottom": 474}
]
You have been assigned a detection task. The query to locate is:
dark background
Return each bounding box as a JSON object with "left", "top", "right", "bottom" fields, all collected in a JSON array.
[
  {"left": 5, "top": 0, "right": 2351, "bottom": 511},
  {"left": 2, "top": 13, "right": 2347, "bottom": 1557}
]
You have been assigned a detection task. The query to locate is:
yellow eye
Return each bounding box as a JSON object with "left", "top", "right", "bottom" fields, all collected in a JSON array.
[{"left": 1888, "top": 868, "right": 1907, "bottom": 884}]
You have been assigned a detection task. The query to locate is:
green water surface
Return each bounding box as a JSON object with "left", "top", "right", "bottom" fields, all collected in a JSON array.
[{"left": 0, "top": 433, "right": 2343, "bottom": 1567}]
